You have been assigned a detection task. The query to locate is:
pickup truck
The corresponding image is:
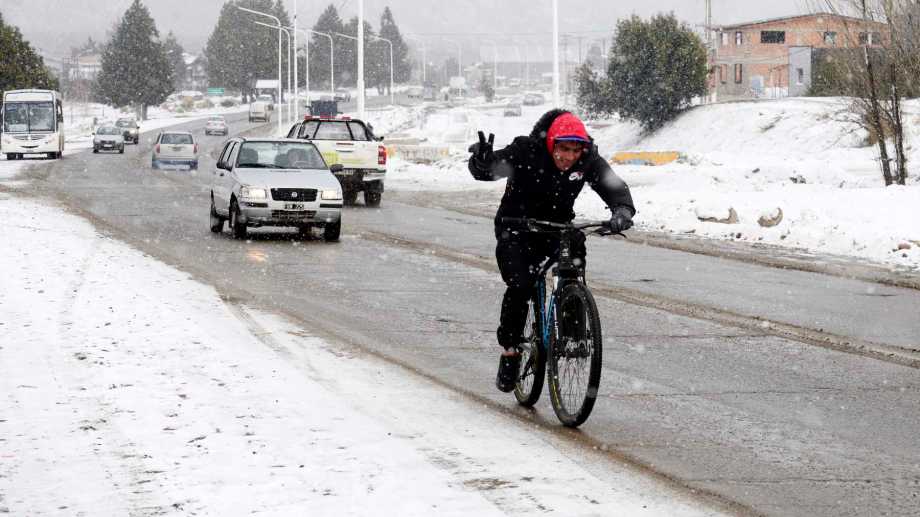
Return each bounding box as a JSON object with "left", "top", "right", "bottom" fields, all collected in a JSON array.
[{"left": 285, "top": 116, "right": 386, "bottom": 206}]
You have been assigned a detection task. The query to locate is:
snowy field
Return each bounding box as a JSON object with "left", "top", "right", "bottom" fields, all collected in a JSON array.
[
  {"left": 0, "top": 194, "right": 723, "bottom": 516},
  {"left": 379, "top": 97, "right": 920, "bottom": 269}
]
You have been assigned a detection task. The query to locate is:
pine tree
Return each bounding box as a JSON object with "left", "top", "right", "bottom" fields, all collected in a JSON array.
[
  {"left": 378, "top": 7, "right": 410, "bottom": 88},
  {"left": 163, "top": 32, "right": 187, "bottom": 91},
  {"left": 205, "top": 0, "right": 285, "bottom": 103},
  {"left": 310, "top": 4, "right": 344, "bottom": 91},
  {"left": 0, "top": 11, "right": 60, "bottom": 94},
  {"left": 341, "top": 17, "right": 378, "bottom": 89},
  {"left": 94, "top": 0, "right": 173, "bottom": 120}
]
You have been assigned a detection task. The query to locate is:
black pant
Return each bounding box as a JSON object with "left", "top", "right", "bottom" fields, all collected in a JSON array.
[{"left": 494, "top": 227, "right": 586, "bottom": 350}]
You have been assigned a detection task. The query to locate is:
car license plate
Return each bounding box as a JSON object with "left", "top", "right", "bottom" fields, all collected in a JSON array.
[
  {"left": 337, "top": 170, "right": 353, "bottom": 176},
  {"left": 103, "top": 144, "right": 113, "bottom": 148},
  {"left": 172, "top": 146, "right": 184, "bottom": 151},
  {"left": 284, "top": 203, "right": 305, "bottom": 210}
]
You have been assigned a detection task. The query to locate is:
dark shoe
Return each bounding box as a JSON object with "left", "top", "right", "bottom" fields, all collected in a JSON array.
[{"left": 495, "top": 352, "right": 522, "bottom": 393}]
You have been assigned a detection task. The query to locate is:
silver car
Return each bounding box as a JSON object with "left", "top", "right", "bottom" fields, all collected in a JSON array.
[
  {"left": 205, "top": 115, "right": 229, "bottom": 136},
  {"left": 93, "top": 125, "right": 125, "bottom": 153},
  {"left": 209, "top": 138, "right": 343, "bottom": 241}
]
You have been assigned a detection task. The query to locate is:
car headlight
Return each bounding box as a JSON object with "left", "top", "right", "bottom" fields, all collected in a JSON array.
[
  {"left": 321, "top": 189, "right": 342, "bottom": 200},
  {"left": 240, "top": 187, "right": 267, "bottom": 200}
]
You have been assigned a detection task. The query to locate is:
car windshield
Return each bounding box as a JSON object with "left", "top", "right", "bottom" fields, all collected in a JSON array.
[
  {"left": 97, "top": 126, "right": 119, "bottom": 135},
  {"left": 115, "top": 119, "right": 135, "bottom": 128},
  {"left": 236, "top": 141, "right": 326, "bottom": 170},
  {"left": 313, "top": 121, "right": 353, "bottom": 140},
  {"left": 208, "top": 117, "right": 224, "bottom": 122},
  {"left": 160, "top": 133, "right": 193, "bottom": 145},
  {"left": 2, "top": 102, "right": 55, "bottom": 133}
]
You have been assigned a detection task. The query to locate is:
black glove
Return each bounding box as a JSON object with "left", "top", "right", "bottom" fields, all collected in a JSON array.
[
  {"left": 609, "top": 206, "right": 634, "bottom": 233},
  {"left": 468, "top": 131, "right": 495, "bottom": 168}
]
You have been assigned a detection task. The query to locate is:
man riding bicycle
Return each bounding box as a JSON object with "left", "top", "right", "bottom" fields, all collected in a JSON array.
[{"left": 468, "top": 109, "right": 635, "bottom": 392}]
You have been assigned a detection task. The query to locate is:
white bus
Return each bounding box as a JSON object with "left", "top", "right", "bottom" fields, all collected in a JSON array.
[{"left": 1, "top": 89, "right": 65, "bottom": 160}]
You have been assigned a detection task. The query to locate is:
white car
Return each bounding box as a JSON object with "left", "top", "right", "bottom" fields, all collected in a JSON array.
[
  {"left": 209, "top": 138, "right": 343, "bottom": 241},
  {"left": 152, "top": 131, "right": 198, "bottom": 170},
  {"left": 92, "top": 125, "right": 125, "bottom": 153},
  {"left": 205, "top": 116, "right": 229, "bottom": 136}
]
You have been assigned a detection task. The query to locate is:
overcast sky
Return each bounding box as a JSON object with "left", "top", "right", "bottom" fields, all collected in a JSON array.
[{"left": 3, "top": 0, "right": 810, "bottom": 59}]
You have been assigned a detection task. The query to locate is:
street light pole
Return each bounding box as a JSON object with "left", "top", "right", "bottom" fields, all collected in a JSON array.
[
  {"left": 552, "top": 0, "right": 560, "bottom": 108},
  {"left": 371, "top": 35, "right": 394, "bottom": 106},
  {"left": 254, "top": 21, "right": 291, "bottom": 127},
  {"left": 405, "top": 35, "right": 426, "bottom": 84},
  {"left": 237, "top": 6, "right": 283, "bottom": 134},
  {"left": 291, "top": 0, "right": 298, "bottom": 120},
  {"left": 357, "top": 0, "right": 365, "bottom": 119}
]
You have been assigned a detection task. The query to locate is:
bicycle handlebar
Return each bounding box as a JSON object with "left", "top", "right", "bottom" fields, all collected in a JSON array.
[{"left": 499, "top": 217, "right": 627, "bottom": 238}]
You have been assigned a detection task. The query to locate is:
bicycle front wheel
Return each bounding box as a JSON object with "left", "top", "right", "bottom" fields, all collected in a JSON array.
[
  {"left": 547, "top": 282, "right": 603, "bottom": 427},
  {"left": 514, "top": 296, "right": 546, "bottom": 407}
]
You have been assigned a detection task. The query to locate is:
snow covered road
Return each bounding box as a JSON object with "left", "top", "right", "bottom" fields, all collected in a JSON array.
[{"left": 0, "top": 194, "right": 723, "bottom": 516}]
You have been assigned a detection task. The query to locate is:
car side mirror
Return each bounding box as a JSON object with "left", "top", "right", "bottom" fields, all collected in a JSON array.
[
  {"left": 376, "top": 136, "right": 384, "bottom": 142},
  {"left": 330, "top": 163, "right": 344, "bottom": 173}
]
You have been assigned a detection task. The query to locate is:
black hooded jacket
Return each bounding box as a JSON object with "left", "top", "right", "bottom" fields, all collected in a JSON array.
[{"left": 468, "top": 109, "right": 635, "bottom": 231}]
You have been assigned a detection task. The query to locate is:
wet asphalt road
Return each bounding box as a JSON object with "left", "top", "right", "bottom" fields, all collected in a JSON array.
[{"left": 9, "top": 111, "right": 920, "bottom": 517}]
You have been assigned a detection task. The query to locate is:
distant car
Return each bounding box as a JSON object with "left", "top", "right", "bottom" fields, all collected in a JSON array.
[
  {"left": 522, "top": 92, "right": 545, "bottom": 106},
  {"left": 152, "top": 131, "right": 198, "bottom": 170},
  {"left": 503, "top": 100, "right": 523, "bottom": 117},
  {"left": 205, "top": 115, "right": 229, "bottom": 136},
  {"left": 115, "top": 117, "right": 139, "bottom": 144},
  {"left": 407, "top": 86, "right": 424, "bottom": 99},
  {"left": 209, "top": 138, "right": 343, "bottom": 241},
  {"left": 93, "top": 125, "right": 125, "bottom": 154},
  {"left": 422, "top": 85, "right": 438, "bottom": 101},
  {"left": 333, "top": 88, "right": 351, "bottom": 102},
  {"left": 249, "top": 101, "right": 271, "bottom": 123}
]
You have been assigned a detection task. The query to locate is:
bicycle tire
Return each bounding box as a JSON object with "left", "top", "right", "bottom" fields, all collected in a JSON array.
[
  {"left": 547, "top": 282, "right": 603, "bottom": 427},
  {"left": 514, "top": 295, "right": 546, "bottom": 407}
]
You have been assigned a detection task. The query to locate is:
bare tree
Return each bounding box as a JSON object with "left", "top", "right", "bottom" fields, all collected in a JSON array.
[{"left": 811, "top": 0, "right": 918, "bottom": 185}]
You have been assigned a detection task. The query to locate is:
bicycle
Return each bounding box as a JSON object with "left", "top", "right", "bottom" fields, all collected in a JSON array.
[{"left": 500, "top": 217, "right": 622, "bottom": 428}]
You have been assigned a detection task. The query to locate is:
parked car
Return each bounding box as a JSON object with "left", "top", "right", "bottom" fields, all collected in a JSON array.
[
  {"left": 286, "top": 115, "right": 386, "bottom": 207},
  {"left": 209, "top": 138, "right": 343, "bottom": 241},
  {"left": 115, "top": 117, "right": 139, "bottom": 144},
  {"left": 152, "top": 131, "right": 198, "bottom": 170},
  {"left": 333, "top": 88, "right": 351, "bottom": 102},
  {"left": 249, "top": 101, "right": 271, "bottom": 123},
  {"left": 205, "top": 115, "right": 229, "bottom": 136},
  {"left": 503, "top": 100, "right": 523, "bottom": 117},
  {"left": 93, "top": 125, "right": 125, "bottom": 154}
]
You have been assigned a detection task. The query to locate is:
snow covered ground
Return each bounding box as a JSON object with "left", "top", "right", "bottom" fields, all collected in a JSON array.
[
  {"left": 0, "top": 194, "right": 722, "bottom": 516},
  {"left": 379, "top": 97, "right": 920, "bottom": 269}
]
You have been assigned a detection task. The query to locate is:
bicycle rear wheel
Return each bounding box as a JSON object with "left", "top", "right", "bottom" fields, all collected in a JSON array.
[
  {"left": 547, "top": 282, "right": 603, "bottom": 427},
  {"left": 514, "top": 296, "right": 546, "bottom": 407}
]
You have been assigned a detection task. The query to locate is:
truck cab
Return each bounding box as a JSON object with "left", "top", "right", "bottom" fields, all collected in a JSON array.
[{"left": 286, "top": 116, "right": 386, "bottom": 206}]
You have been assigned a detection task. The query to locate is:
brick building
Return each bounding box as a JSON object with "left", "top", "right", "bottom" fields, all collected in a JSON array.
[{"left": 711, "top": 14, "right": 886, "bottom": 101}]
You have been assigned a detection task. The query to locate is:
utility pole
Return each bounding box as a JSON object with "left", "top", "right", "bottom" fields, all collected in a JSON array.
[
  {"left": 552, "top": 0, "right": 560, "bottom": 107},
  {"left": 357, "top": 0, "right": 365, "bottom": 119}
]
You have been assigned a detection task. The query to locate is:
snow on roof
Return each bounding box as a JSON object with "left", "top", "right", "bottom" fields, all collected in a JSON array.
[
  {"left": 718, "top": 13, "right": 885, "bottom": 30},
  {"left": 255, "top": 79, "right": 280, "bottom": 89}
]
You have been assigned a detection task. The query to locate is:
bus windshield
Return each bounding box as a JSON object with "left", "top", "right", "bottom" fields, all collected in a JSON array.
[{"left": 3, "top": 102, "right": 56, "bottom": 133}]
